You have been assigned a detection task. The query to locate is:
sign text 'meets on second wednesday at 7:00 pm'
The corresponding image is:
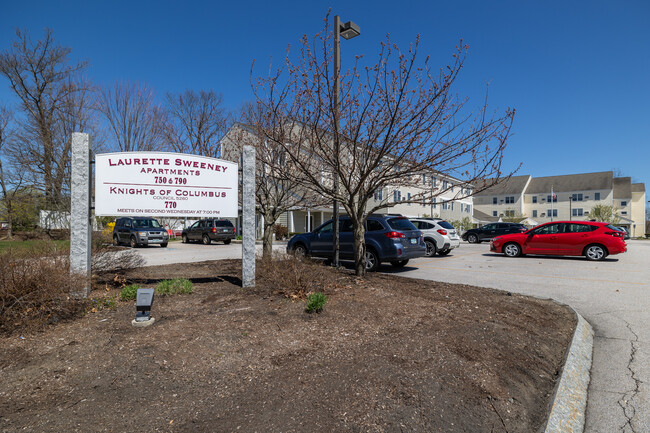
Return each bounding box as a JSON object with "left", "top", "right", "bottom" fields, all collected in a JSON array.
[{"left": 94, "top": 152, "right": 239, "bottom": 218}]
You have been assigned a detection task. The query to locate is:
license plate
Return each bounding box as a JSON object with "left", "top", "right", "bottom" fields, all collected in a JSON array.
[
  {"left": 149, "top": 239, "right": 161, "bottom": 243},
  {"left": 410, "top": 238, "right": 417, "bottom": 244}
]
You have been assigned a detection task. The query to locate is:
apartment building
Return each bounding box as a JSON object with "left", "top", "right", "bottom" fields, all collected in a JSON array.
[
  {"left": 474, "top": 171, "right": 647, "bottom": 237},
  {"left": 220, "top": 124, "right": 474, "bottom": 234}
]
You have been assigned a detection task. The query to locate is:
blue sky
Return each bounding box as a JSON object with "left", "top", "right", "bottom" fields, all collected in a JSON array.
[{"left": 1, "top": 0, "right": 649, "bottom": 194}]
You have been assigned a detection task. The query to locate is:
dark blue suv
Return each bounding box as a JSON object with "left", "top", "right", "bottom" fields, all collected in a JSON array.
[{"left": 287, "top": 215, "right": 425, "bottom": 271}]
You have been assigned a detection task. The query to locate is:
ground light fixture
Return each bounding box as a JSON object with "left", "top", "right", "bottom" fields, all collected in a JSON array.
[{"left": 132, "top": 288, "right": 155, "bottom": 327}]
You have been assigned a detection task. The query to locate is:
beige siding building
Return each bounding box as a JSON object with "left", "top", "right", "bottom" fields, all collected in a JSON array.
[{"left": 474, "top": 171, "right": 646, "bottom": 237}]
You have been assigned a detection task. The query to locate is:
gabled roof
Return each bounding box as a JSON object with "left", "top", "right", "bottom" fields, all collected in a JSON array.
[
  {"left": 613, "top": 177, "right": 632, "bottom": 199},
  {"left": 473, "top": 209, "right": 499, "bottom": 222},
  {"left": 526, "top": 171, "right": 613, "bottom": 194},
  {"left": 474, "top": 175, "right": 531, "bottom": 196},
  {"left": 631, "top": 183, "right": 645, "bottom": 193}
]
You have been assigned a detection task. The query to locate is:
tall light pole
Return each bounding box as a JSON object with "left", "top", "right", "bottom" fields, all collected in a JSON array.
[{"left": 332, "top": 15, "right": 361, "bottom": 267}]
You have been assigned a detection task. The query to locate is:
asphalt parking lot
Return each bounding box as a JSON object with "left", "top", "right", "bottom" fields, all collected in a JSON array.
[{"left": 136, "top": 238, "right": 649, "bottom": 433}]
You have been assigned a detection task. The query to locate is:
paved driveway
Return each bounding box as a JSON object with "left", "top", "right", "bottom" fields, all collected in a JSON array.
[
  {"left": 136, "top": 239, "right": 649, "bottom": 432},
  {"left": 401, "top": 240, "right": 649, "bottom": 433}
]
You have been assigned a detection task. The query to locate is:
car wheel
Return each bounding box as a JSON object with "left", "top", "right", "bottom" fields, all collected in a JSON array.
[
  {"left": 161, "top": 242, "right": 168, "bottom": 248},
  {"left": 130, "top": 236, "right": 138, "bottom": 248},
  {"left": 390, "top": 259, "right": 409, "bottom": 268},
  {"left": 424, "top": 240, "right": 437, "bottom": 257},
  {"left": 113, "top": 235, "right": 119, "bottom": 246},
  {"left": 364, "top": 249, "right": 380, "bottom": 272},
  {"left": 467, "top": 234, "right": 479, "bottom": 244},
  {"left": 292, "top": 244, "right": 308, "bottom": 259},
  {"left": 438, "top": 249, "right": 451, "bottom": 256},
  {"left": 202, "top": 234, "right": 211, "bottom": 245},
  {"left": 223, "top": 239, "right": 232, "bottom": 245},
  {"left": 503, "top": 242, "right": 522, "bottom": 257},
  {"left": 585, "top": 244, "right": 607, "bottom": 261}
]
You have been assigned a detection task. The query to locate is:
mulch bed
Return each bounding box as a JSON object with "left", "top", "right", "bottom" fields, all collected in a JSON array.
[{"left": 0, "top": 259, "right": 576, "bottom": 432}]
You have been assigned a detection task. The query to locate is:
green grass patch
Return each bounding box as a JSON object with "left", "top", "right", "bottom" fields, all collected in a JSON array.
[
  {"left": 0, "top": 239, "right": 69, "bottom": 252},
  {"left": 155, "top": 278, "right": 194, "bottom": 295},
  {"left": 305, "top": 292, "right": 327, "bottom": 313},
  {"left": 120, "top": 284, "right": 140, "bottom": 301}
]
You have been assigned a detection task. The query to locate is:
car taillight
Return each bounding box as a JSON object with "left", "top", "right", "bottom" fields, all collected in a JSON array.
[
  {"left": 385, "top": 231, "right": 406, "bottom": 239},
  {"left": 437, "top": 229, "right": 447, "bottom": 235},
  {"left": 605, "top": 231, "right": 623, "bottom": 238},
  {"left": 212, "top": 227, "right": 217, "bottom": 233}
]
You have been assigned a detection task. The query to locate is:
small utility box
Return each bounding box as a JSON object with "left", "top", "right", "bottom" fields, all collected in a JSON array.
[{"left": 133, "top": 288, "right": 155, "bottom": 326}]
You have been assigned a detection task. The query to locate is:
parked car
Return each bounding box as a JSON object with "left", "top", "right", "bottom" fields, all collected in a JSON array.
[
  {"left": 113, "top": 216, "right": 169, "bottom": 248},
  {"left": 462, "top": 222, "right": 527, "bottom": 243},
  {"left": 410, "top": 218, "right": 460, "bottom": 256},
  {"left": 489, "top": 221, "right": 627, "bottom": 261},
  {"left": 614, "top": 226, "right": 630, "bottom": 240},
  {"left": 182, "top": 218, "right": 236, "bottom": 245},
  {"left": 287, "top": 215, "right": 426, "bottom": 271}
]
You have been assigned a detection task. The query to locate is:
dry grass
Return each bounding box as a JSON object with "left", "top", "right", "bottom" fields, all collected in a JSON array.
[{"left": 257, "top": 253, "right": 345, "bottom": 299}]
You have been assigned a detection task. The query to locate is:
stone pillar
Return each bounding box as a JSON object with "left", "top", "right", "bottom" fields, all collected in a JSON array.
[
  {"left": 242, "top": 145, "right": 256, "bottom": 287},
  {"left": 70, "top": 132, "right": 92, "bottom": 297}
]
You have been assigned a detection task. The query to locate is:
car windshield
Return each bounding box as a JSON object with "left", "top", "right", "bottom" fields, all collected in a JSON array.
[
  {"left": 437, "top": 221, "right": 455, "bottom": 230},
  {"left": 387, "top": 217, "right": 417, "bottom": 231},
  {"left": 133, "top": 219, "right": 162, "bottom": 228}
]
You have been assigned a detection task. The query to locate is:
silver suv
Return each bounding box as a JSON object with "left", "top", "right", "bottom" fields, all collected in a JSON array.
[{"left": 410, "top": 218, "right": 460, "bottom": 257}]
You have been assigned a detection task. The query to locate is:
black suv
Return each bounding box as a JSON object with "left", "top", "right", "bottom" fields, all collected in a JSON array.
[
  {"left": 462, "top": 222, "right": 527, "bottom": 243},
  {"left": 113, "top": 217, "right": 169, "bottom": 248},
  {"left": 182, "top": 218, "right": 236, "bottom": 245}
]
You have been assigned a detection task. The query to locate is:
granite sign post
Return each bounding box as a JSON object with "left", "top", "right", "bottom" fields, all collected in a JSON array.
[
  {"left": 70, "top": 132, "right": 92, "bottom": 297},
  {"left": 242, "top": 145, "right": 256, "bottom": 287}
]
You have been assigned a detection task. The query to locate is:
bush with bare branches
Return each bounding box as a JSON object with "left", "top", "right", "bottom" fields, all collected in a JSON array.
[{"left": 0, "top": 243, "right": 88, "bottom": 335}]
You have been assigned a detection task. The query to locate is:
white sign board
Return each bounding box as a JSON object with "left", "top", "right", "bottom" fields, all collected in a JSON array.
[{"left": 95, "top": 152, "right": 238, "bottom": 217}]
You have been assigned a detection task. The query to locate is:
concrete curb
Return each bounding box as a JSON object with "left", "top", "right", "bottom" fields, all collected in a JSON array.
[{"left": 545, "top": 311, "right": 594, "bottom": 433}]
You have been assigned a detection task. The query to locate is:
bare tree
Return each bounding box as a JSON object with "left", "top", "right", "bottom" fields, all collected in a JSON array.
[
  {"left": 253, "top": 16, "right": 516, "bottom": 275},
  {"left": 0, "top": 28, "right": 89, "bottom": 210},
  {"left": 164, "top": 90, "right": 229, "bottom": 157},
  {"left": 0, "top": 105, "right": 24, "bottom": 237},
  {"left": 224, "top": 102, "right": 327, "bottom": 259},
  {"left": 99, "top": 81, "right": 165, "bottom": 152}
]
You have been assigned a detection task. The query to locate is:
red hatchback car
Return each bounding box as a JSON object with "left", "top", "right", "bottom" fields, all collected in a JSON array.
[{"left": 490, "top": 221, "right": 627, "bottom": 261}]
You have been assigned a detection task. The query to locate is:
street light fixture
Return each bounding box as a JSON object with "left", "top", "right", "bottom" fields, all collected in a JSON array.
[{"left": 332, "top": 15, "right": 361, "bottom": 268}]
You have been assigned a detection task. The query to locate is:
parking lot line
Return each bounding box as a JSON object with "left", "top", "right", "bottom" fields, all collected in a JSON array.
[{"left": 410, "top": 263, "right": 646, "bottom": 286}]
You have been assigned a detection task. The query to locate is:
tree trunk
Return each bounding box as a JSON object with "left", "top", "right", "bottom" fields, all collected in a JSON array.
[
  {"left": 352, "top": 221, "right": 366, "bottom": 276},
  {"left": 262, "top": 220, "right": 275, "bottom": 260}
]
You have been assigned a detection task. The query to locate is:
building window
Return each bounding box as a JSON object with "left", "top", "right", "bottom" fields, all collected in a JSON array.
[
  {"left": 493, "top": 197, "right": 498, "bottom": 204},
  {"left": 465, "top": 204, "right": 471, "bottom": 213},
  {"left": 532, "top": 210, "right": 538, "bottom": 218},
  {"left": 407, "top": 192, "right": 411, "bottom": 205},
  {"left": 594, "top": 192, "right": 601, "bottom": 201},
  {"left": 505, "top": 196, "right": 515, "bottom": 204},
  {"left": 492, "top": 211, "right": 498, "bottom": 217},
  {"left": 374, "top": 189, "right": 383, "bottom": 201},
  {"left": 621, "top": 201, "right": 627, "bottom": 207},
  {"left": 547, "top": 209, "right": 558, "bottom": 217},
  {"left": 572, "top": 193, "right": 583, "bottom": 201},
  {"left": 532, "top": 196, "right": 537, "bottom": 204},
  {"left": 443, "top": 180, "right": 448, "bottom": 189},
  {"left": 572, "top": 208, "right": 584, "bottom": 217},
  {"left": 505, "top": 210, "right": 515, "bottom": 217},
  {"left": 393, "top": 190, "right": 401, "bottom": 202},
  {"left": 442, "top": 202, "right": 448, "bottom": 210},
  {"left": 621, "top": 211, "right": 628, "bottom": 215},
  {"left": 422, "top": 174, "right": 427, "bottom": 184},
  {"left": 451, "top": 202, "right": 454, "bottom": 211},
  {"left": 433, "top": 197, "right": 437, "bottom": 209},
  {"left": 547, "top": 195, "right": 558, "bottom": 203},
  {"left": 432, "top": 177, "right": 437, "bottom": 187}
]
